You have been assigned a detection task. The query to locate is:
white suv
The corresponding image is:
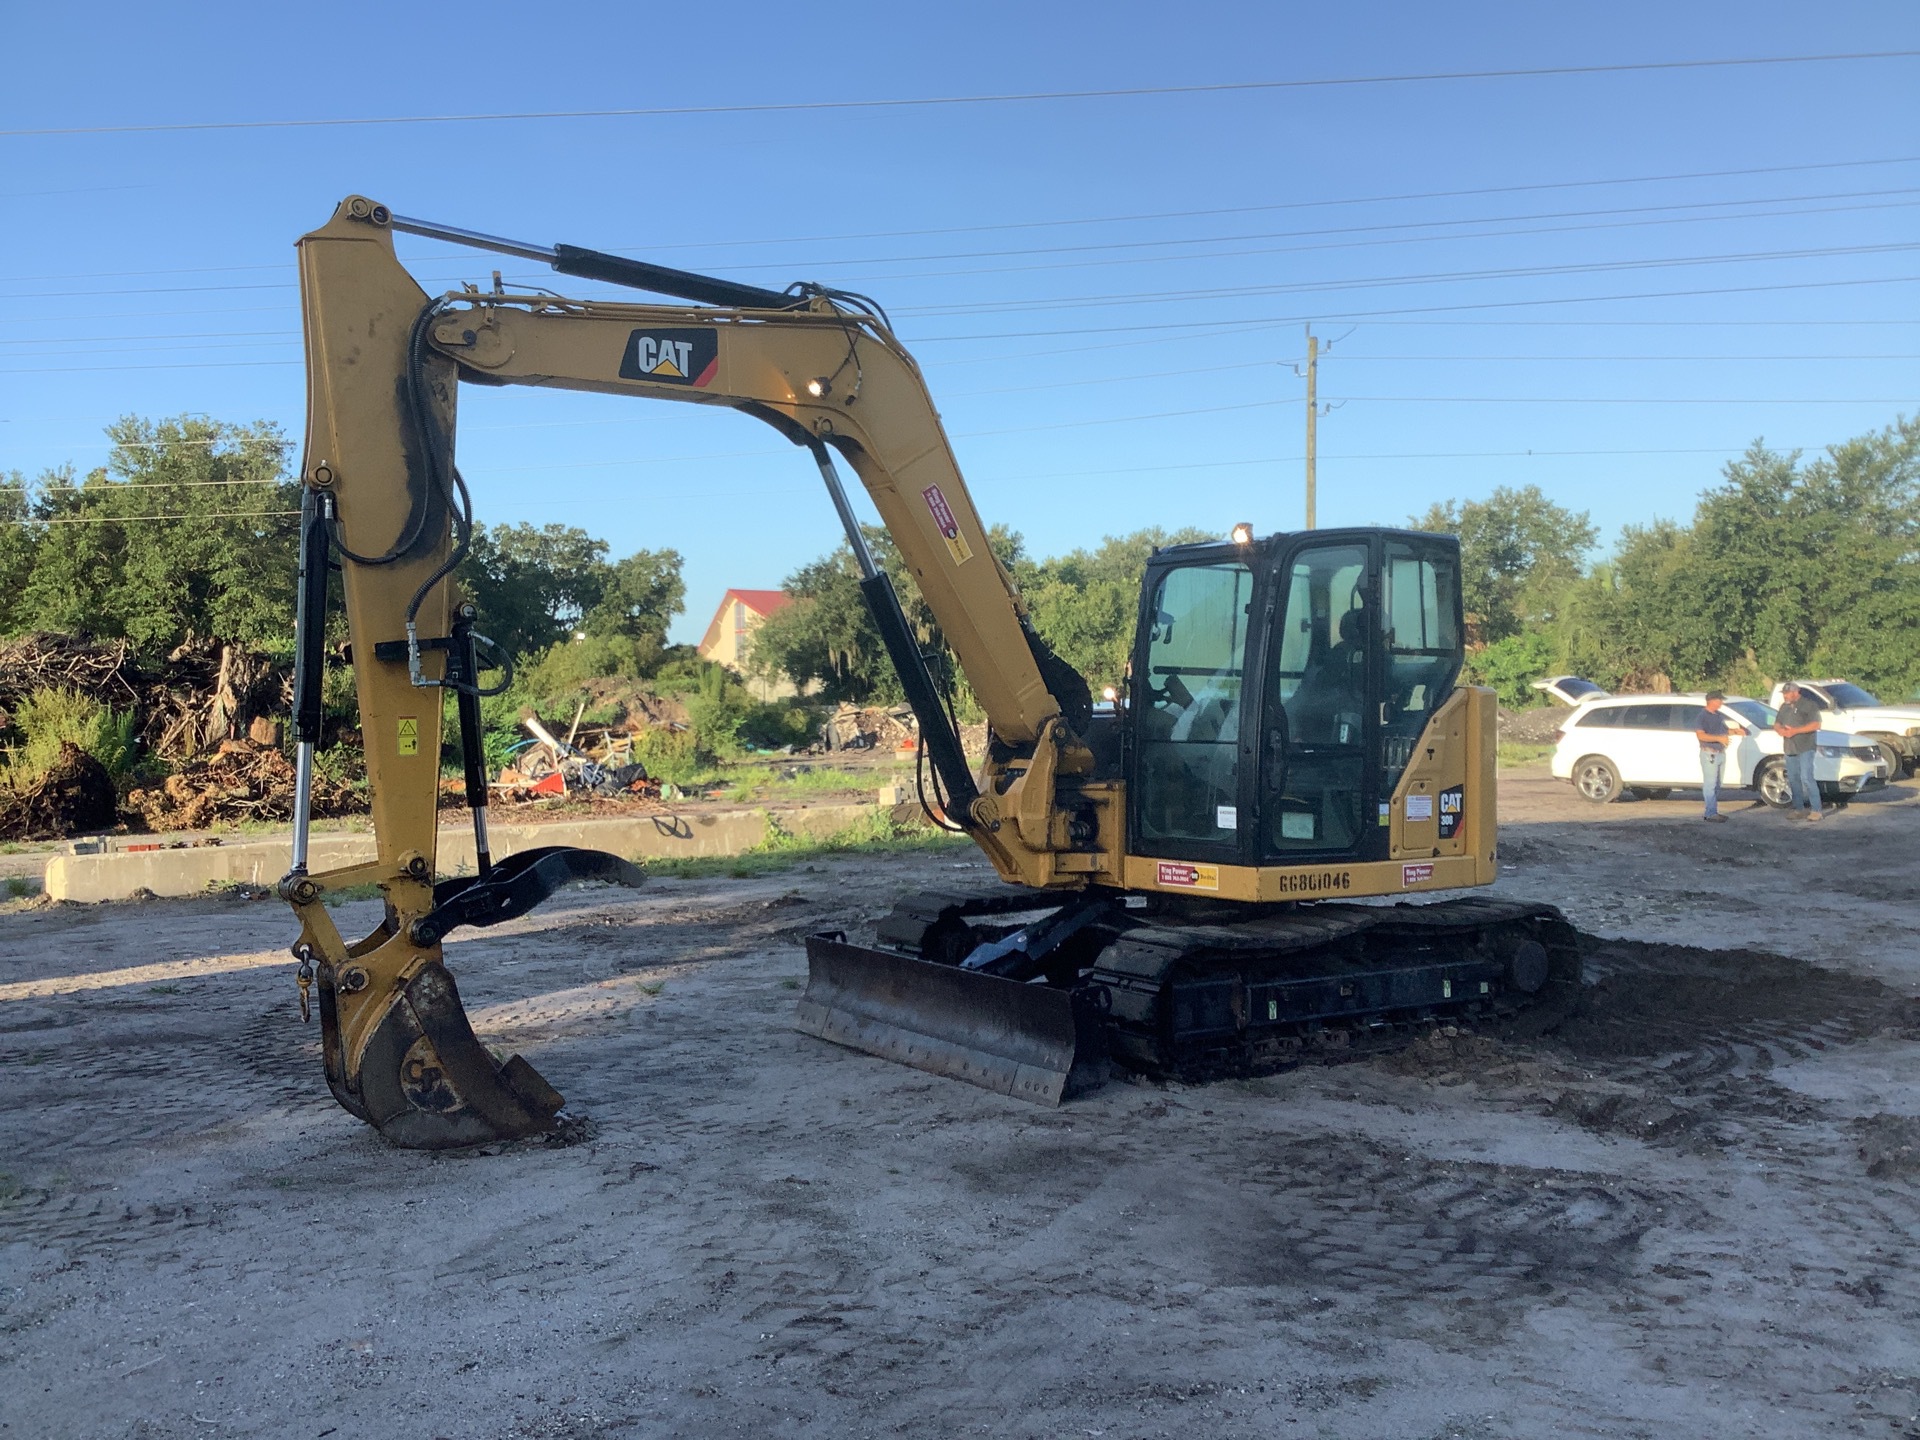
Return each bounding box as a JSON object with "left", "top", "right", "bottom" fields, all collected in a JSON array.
[{"left": 1550, "top": 693, "right": 1890, "bottom": 806}]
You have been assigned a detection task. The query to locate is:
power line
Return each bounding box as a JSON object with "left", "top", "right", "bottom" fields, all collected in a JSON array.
[
  {"left": 10, "top": 188, "right": 1914, "bottom": 301},
  {"left": 896, "top": 243, "right": 1920, "bottom": 318},
  {"left": 829, "top": 197, "right": 1920, "bottom": 286},
  {"left": 10, "top": 358, "right": 1910, "bottom": 457},
  {"left": 7, "top": 52, "right": 1913, "bottom": 138},
  {"left": 30, "top": 477, "right": 287, "bottom": 490},
  {"left": 10, "top": 156, "right": 1918, "bottom": 285},
  {"left": 513, "top": 155, "right": 1920, "bottom": 255},
  {"left": 0, "top": 330, "right": 298, "bottom": 347},
  {"left": 5, "top": 263, "right": 1915, "bottom": 376},
  {"left": 0, "top": 445, "right": 1836, "bottom": 514},
  {"left": 4, "top": 508, "right": 297, "bottom": 526},
  {"left": 1325, "top": 395, "right": 1914, "bottom": 404},
  {"left": 1294, "top": 353, "right": 1920, "bottom": 362},
  {"left": 908, "top": 274, "right": 1920, "bottom": 342},
  {"left": 420, "top": 439, "right": 1844, "bottom": 495}
]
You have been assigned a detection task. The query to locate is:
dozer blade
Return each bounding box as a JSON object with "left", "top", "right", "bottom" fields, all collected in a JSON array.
[
  {"left": 341, "top": 960, "right": 566, "bottom": 1150},
  {"left": 797, "top": 932, "right": 1108, "bottom": 1106}
]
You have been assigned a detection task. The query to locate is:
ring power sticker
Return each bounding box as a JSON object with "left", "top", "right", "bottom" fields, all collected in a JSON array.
[
  {"left": 1156, "top": 862, "right": 1219, "bottom": 891},
  {"left": 921, "top": 484, "right": 974, "bottom": 564},
  {"left": 1405, "top": 793, "right": 1434, "bottom": 821},
  {"left": 397, "top": 717, "right": 420, "bottom": 756},
  {"left": 619, "top": 328, "right": 719, "bottom": 388},
  {"left": 1401, "top": 862, "right": 1434, "bottom": 887}
]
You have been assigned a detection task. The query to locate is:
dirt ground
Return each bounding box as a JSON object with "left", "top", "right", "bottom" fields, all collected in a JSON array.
[{"left": 3, "top": 767, "right": 1918, "bottom": 1439}]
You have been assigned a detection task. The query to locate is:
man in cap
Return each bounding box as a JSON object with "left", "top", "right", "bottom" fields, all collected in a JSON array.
[
  {"left": 1773, "top": 682, "right": 1825, "bottom": 821},
  {"left": 1692, "top": 691, "right": 1749, "bottom": 822}
]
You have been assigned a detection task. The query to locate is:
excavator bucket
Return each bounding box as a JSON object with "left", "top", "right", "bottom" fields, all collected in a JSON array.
[
  {"left": 304, "top": 847, "right": 646, "bottom": 1149},
  {"left": 329, "top": 960, "right": 566, "bottom": 1150},
  {"left": 797, "top": 932, "right": 1109, "bottom": 1105}
]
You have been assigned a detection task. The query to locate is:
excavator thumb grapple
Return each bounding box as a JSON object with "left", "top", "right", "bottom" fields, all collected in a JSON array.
[{"left": 290, "top": 847, "right": 646, "bottom": 1149}]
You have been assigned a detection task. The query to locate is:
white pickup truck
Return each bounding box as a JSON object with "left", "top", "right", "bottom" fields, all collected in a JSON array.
[{"left": 1768, "top": 680, "right": 1920, "bottom": 777}]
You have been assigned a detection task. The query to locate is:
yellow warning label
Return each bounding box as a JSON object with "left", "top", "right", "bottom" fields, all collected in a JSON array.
[{"left": 397, "top": 717, "right": 420, "bottom": 756}]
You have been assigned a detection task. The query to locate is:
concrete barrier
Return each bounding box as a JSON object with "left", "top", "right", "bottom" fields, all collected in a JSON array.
[{"left": 42, "top": 801, "right": 880, "bottom": 904}]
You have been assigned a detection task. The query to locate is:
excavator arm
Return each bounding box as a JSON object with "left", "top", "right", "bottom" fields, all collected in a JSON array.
[{"left": 285, "top": 196, "right": 1118, "bottom": 1145}]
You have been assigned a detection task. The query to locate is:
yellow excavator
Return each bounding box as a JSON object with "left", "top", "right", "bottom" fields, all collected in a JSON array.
[{"left": 283, "top": 196, "right": 1578, "bottom": 1148}]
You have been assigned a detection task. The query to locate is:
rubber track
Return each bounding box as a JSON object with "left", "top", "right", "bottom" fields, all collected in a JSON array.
[{"left": 1093, "top": 897, "right": 1582, "bottom": 1082}]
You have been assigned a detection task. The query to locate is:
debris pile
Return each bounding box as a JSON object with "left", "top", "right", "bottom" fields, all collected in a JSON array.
[
  {"left": 495, "top": 710, "right": 658, "bottom": 801},
  {"left": 126, "top": 739, "right": 358, "bottom": 831},
  {"left": 0, "top": 741, "right": 117, "bottom": 839},
  {"left": 140, "top": 639, "right": 287, "bottom": 760},
  {"left": 0, "top": 633, "right": 143, "bottom": 732},
  {"left": 1498, "top": 706, "right": 1568, "bottom": 745},
  {"left": 820, "top": 703, "right": 918, "bottom": 752},
  {"left": 0, "top": 632, "right": 286, "bottom": 763}
]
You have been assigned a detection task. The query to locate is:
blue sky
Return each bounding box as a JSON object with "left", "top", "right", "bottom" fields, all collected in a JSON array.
[{"left": 3, "top": 2, "right": 1916, "bottom": 643}]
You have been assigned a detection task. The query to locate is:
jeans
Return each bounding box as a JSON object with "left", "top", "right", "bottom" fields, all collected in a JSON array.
[
  {"left": 1699, "top": 748, "right": 1725, "bottom": 815},
  {"left": 1785, "top": 748, "right": 1823, "bottom": 813}
]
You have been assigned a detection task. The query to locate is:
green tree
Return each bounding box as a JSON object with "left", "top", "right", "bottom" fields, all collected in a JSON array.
[
  {"left": 747, "top": 524, "right": 1026, "bottom": 703},
  {"left": 1686, "top": 422, "right": 1920, "bottom": 693},
  {"left": 0, "top": 472, "right": 39, "bottom": 636},
  {"left": 1020, "top": 527, "right": 1214, "bottom": 690},
  {"left": 459, "top": 522, "right": 610, "bottom": 659},
  {"left": 1410, "top": 485, "right": 1598, "bottom": 643},
  {"left": 582, "top": 547, "right": 686, "bottom": 669},
  {"left": 746, "top": 544, "right": 892, "bottom": 701},
  {"left": 14, "top": 417, "right": 299, "bottom": 654},
  {"left": 1554, "top": 523, "right": 1714, "bottom": 690},
  {"left": 748, "top": 524, "right": 1211, "bottom": 703}
]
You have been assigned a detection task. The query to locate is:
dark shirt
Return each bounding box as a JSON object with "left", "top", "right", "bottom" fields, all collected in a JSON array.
[
  {"left": 1776, "top": 697, "right": 1821, "bottom": 755},
  {"left": 1695, "top": 708, "right": 1733, "bottom": 749}
]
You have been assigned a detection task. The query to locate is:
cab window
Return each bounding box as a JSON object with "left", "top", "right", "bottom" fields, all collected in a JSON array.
[
  {"left": 1135, "top": 563, "right": 1252, "bottom": 843},
  {"left": 1381, "top": 542, "right": 1461, "bottom": 791}
]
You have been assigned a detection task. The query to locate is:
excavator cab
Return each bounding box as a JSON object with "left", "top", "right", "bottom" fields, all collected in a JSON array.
[{"left": 1128, "top": 529, "right": 1463, "bottom": 868}]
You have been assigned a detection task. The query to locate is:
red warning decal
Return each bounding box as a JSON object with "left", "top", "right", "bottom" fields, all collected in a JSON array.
[
  {"left": 922, "top": 484, "right": 974, "bottom": 564},
  {"left": 1156, "top": 861, "right": 1220, "bottom": 891}
]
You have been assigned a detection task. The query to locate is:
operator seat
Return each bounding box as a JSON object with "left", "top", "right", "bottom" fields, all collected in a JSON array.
[{"left": 1287, "top": 608, "right": 1368, "bottom": 743}]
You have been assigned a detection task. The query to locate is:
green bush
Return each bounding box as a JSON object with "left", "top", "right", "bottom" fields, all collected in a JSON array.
[
  {"left": 631, "top": 726, "right": 705, "bottom": 785},
  {"left": 5, "top": 687, "right": 138, "bottom": 778},
  {"left": 521, "top": 634, "right": 649, "bottom": 710},
  {"left": 1464, "top": 632, "right": 1556, "bottom": 709},
  {"left": 738, "top": 702, "right": 816, "bottom": 751}
]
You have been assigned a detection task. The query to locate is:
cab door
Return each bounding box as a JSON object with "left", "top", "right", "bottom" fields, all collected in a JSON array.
[
  {"left": 1258, "top": 537, "right": 1378, "bottom": 861},
  {"left": 1128, "top": 558, "right": 1257, "bottom": 861}
]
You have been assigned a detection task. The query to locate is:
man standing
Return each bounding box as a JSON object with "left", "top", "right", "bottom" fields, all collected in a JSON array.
[
  {"left": 1774, "top": 682, "right": 1825, "bottom": 821},
  {"left": 1693, "top": 691, "right": 1749, "bottom": 822}
]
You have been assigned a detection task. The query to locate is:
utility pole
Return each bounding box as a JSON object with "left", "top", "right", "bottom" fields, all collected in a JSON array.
[{"left": 1303, "top": 325, "right": 1318, "bottom": 530}]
